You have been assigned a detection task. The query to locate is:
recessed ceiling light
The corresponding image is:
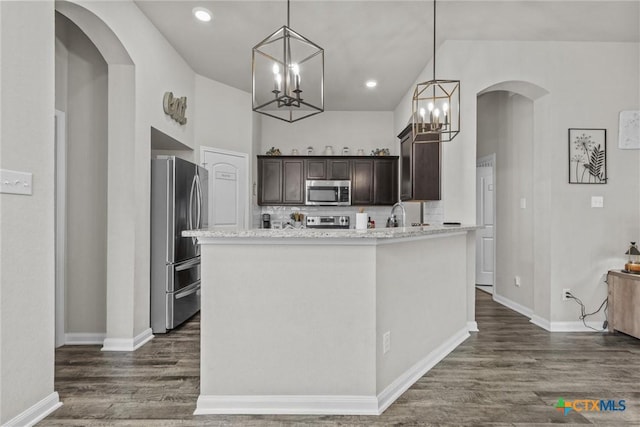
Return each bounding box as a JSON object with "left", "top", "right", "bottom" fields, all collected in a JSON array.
[
  {"left": 193, "top": 7, "right": 213, "bottom": 23},
  {"left": 365, "top": 80, "right": 377, "bottom": 88}
]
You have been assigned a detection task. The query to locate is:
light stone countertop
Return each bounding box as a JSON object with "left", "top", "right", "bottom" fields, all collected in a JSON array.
[{"left": 183, "top": 224, "right": 480, "bottom": 244}]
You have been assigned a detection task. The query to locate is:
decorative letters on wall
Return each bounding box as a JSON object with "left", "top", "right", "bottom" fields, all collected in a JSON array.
[{"left": 163, "top": 92, "right": 187, "bottom": 125}]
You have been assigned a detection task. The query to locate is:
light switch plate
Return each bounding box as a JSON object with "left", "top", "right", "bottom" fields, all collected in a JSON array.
[
  {"left": 520, "top": 198, "right": 526, "bottom": 209},
  {"left": 591, "top": 196, "right": 604, "bottom": 208},
  {"left": 0, "top": 169, "right": 32, "bottom": 195}
]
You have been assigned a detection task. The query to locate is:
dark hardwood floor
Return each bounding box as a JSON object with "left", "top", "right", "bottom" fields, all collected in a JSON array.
[{"left": 40, "top": 291, "right": 640, "bottom": 426}]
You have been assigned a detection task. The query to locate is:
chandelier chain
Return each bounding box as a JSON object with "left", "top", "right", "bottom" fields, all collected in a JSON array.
[{"left": 432, "top": 0, "right": 436, "bottom": 80}]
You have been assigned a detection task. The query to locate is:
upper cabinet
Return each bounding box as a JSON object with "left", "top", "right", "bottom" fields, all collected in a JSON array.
[
  {"left": 257, "top": 156, "right": 398, "bottom": 206},
  {"left": 398, "top": 124, "right": 441, "bottom": 201},
  {"left": 305, "top": 158, "right": 350, "bottom": 180},
  {"left": 351, "top": 158, "right": 398, "bottom": 205},
  {"left": 257, "top": 157, "right": 304, "bottom": 205}
]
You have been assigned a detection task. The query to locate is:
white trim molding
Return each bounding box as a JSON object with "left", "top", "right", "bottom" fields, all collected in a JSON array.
[
  {"left": 194, "top": 395, "right": 378, "bottom": 416},
  {"left": 3, "top": 392, "right": 62, "bottom": 427},
  {"left": 493, "top": 295, "right": 605, "bottom": 333},
  {"left": 195, "top": 327, "right": 470, "bottom": 416},
  {"left": 376, "top": 327, "right": 469, "bottom": 414},
  {"left": 65, "top": 332, "right": 106, "bottom": 345},
  {"left": 467, "top": 321, "right": 479, "bottom": 332},
  {"left": 492, "top": 293, "right": 533, "bottom": 318},
  {"left": 529, "top": 315, "right": 551, "bottom": 331},
  {"left": 102, "top": 328, "right": 153, "bottom": 352},
  {"left": 547, "top": 321, "right": 605, "bottom": 332}
]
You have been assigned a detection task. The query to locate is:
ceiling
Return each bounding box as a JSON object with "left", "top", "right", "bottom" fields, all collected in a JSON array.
[{"left": 135, "top": 1, "right": 640, "bottom": 111}]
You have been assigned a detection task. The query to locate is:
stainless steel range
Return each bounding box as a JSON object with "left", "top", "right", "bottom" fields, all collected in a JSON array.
[{"left": 306, "top": 215, "right": 350, "bottom": 229}]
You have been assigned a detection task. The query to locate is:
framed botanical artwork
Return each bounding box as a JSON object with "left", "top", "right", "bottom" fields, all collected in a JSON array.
[{"left": 568, "top": 128, "right": 607, "bottom": 184}]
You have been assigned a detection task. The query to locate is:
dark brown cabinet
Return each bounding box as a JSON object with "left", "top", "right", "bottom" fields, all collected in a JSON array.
[
  {"left": 305, "top": 158, "right": 350, "bottom": 180},
  {"left": 283, "top": 159, "right": 304, "bottom": 204},
  {"left": 398, "top": 124, "right": 441, "bottom": 201},
  {"left": 257, "top": 157, "right": 304, "bottom": 205},
  {"left": 259, "top": 158, "right": 282, "bottom": 204},
  {"left": 373, "top": 158, "right": 398, "bottom": 205},
  {"left": 351, "top": 158, "right": 398, "bottom": 206},
  {"left": 258, "top": 155, "right": 398, "bottom": 206},
  {"left": 351, "top": 159, "right": 374, "bottom": 205}
]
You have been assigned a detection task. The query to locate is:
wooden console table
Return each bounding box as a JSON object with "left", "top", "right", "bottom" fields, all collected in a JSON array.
[{"left": 607, "top": 270, "right": 640, "bottom": 339}]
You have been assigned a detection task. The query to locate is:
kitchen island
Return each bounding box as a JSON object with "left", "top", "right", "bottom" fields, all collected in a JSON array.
[{"left": 184, "top": 225, "right": 479, "bottom": 415}]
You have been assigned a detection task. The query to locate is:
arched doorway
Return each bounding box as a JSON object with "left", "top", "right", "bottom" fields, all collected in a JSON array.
[
  {"left": 55, "top": 2, "right": 148, "bottom": 351},
  {"left": 476, "top": 81, "right": 549, "bottom": 319}
]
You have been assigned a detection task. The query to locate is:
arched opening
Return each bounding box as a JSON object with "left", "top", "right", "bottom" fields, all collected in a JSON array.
[
  {"left": 55, "top": 11, "right": 109, "bottom": 345},
  {"left": 476, "top": 80, "right": 549, "bottom": 319},
  {"left": 54, "top": 2, "right": 145, "bottom": 351}
]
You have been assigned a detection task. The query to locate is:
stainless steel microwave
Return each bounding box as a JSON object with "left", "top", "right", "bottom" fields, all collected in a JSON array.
[{"left": 305, "top": 180, "right": 351, "bottom": 206}]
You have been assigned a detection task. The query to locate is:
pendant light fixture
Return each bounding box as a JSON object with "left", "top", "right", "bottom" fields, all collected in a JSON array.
[
  {"left": 412, "top": 0, "right": 460, "bottom": 142},
  {"left": 252, "top": 0, "right": 324, "bottom": 123}
]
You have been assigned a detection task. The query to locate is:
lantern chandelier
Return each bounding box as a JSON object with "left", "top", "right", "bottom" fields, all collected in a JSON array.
[
  {"left": 252, "top": 0, "right": 324, "bottom": 123},
  {"left": 412, "top": 0, "right": 460, "bottom": 142}
]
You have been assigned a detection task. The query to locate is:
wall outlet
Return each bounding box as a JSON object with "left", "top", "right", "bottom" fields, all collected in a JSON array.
[
  {"left": 591, "top": 196, "right": 604, "bottom": 208},
  {"left": 514, "top": 276, "right": 521, "bottom": 287},
  {"left": 383, "top": 331, "right": 391, "bottom": 354},
  {"left": 562, "top": 288, "right": 572, "bottom": 301}
]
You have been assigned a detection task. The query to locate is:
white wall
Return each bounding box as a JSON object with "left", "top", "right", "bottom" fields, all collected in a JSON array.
[
  {"left": 478, "top": 92, "right": 534, "bottom": 311},
  {"left": 194, "top": 74, "right": 253, "bottom": 162},
  {"left": 394, "top": 40, "right": 640, "bottom": 325},
  {"left": 0, "top": 0, "right": 58, "bottom": 423},
  {"left": 55, "top": 13, "right": 108, "bottom": 335},
  {"left": 260, "top": 111, "right": 395, "bottom": 156}
]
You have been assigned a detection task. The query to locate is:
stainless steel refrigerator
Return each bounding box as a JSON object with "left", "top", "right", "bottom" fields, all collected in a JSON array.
[{"left": 151, "top": 156, "right": 208, "bottom": 333}]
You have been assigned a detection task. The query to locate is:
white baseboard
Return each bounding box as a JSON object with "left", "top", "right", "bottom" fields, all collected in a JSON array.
[
  {"left": 102, "top": 328, "right": 154, "bottom": 352},
  {"left": 492, "top": 293, "right": 533, "bottom": 318},
  {"left": 376, "top": 326, "right": 469, "bottom": 414},
  {"left": 548, "top": 321, "right": 605, "bottom": 332},
  {"left": 497, "top": 301, "right": 605, "bottom": 333},
  {"left": 3, "top": 392, "right": 62, "bottom": 427},
  {"left": 195, "top": 327, "right": 470, "bottom": 416},
  {"left": 194, "top": 395, "right": 378, "bottom": 415},
  {"left": 65, "top": 332, "right": 106, "bottom": 345},
  {"left": 529, "top": 315, "right": 551, "bottom": 331},
  {"left": 476, "top": 285, "right": 493, "bottom": 295},
  {"left": 467, "top": 321, "right": 479, "bottom": 332}
]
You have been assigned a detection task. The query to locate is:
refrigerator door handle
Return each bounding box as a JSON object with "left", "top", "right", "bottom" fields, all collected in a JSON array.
[
  {"left": 195, "top": 173, "right": 202, "bottom": 229},
  {"left": 175, "top": 281, "right": 201, "bottom": 299},
  {"left": 189, "top": 174, "right": 197, "bottom": 244}
]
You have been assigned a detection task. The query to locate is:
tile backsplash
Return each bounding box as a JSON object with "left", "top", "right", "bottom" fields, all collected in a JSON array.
[
  {"left": 252, "top": 201, "right": 445, "bottom": 229},
  {"left": 254, "top": 205, "right": 400, "bottom": 229}
]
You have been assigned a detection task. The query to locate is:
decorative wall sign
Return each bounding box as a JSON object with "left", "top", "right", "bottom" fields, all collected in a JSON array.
[
  {"left": 618, "top": 110, "right": 640, "bottom": 149},
  {"left": 163, "top": 92, "right": 187, "bottom": 125},
  {"left": 568, "top": 128, "right": 607, "bottom": 184}
]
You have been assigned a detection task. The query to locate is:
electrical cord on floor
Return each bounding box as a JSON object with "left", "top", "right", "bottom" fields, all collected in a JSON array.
[{"left": 566, "top": 292, "right": 608, "bottom": 332}]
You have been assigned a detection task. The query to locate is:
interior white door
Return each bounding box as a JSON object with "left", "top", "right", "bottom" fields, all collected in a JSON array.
[
  {"left": 201, "top": 148, "right": 248, "bottom": 229},
  {"left": 476, "top": 162, "right": 495, "bottom": 285}
]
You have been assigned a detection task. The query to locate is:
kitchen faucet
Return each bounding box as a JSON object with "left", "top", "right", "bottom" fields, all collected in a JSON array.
[{"left": 389, "top": 201, "right": 406, "bottom": 228}]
